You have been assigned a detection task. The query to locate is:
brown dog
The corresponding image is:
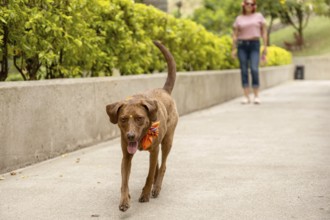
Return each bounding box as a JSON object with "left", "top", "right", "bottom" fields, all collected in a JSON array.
[{"left": 106, "top": 41, "right": 178, "bottom": 212}]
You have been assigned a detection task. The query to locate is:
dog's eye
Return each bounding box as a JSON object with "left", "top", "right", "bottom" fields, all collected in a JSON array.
[
  {"left": 135, "top": 117, "right": 144, "bottom": 123},
  {"left": 120, "top": 118, "right": 128, "bottom": 123}
]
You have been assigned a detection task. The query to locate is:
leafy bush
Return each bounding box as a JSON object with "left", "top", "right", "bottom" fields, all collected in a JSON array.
[
  {"left": 191, "top": 0, "right": 240, "bottom": 35},
  {"left": 261, "top": 46, "right": 292, "bottom": 67},
  {"left": 1, "top": 0, "right": 292, "bottom": 81},
  {"left": 131, "top": 3, "right": 291, "bottom": 72}
]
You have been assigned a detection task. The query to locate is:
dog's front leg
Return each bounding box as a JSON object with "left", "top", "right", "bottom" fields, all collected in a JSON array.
[
  {"left": 119, "top": 153, "right": 133, "bottom": 212},
  {"left": 139, "top": 146, "right": 159, "bottom": 202}
]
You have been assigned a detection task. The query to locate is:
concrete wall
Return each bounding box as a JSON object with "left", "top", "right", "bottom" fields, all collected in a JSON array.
[
  {"left": 293, "top": 55, "right": 330, "bottom": 80},
  {"left": 168, "top": 0, "right": 202, "bottom": 17},
  {"left": 148, "top": 0, "right": 202, "bottom": 17},
  {"left": 143, "top": 0, "right": 168, "bottom": 12},
  {"left": 0, "top": 65, "right": 293, "bottom": 174}
]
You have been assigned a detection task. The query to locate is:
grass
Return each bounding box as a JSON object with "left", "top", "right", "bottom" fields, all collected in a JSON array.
[
  {"left": 270, "top": 16, "right": 330, "bottom": 57},
  {"left": 5, "top": 60, "right": 24, "bottom": 81}
]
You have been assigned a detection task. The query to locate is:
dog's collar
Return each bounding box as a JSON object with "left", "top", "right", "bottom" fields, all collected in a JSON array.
[{"left": 141, "top": 121, "right": 160, "bottom": 150}]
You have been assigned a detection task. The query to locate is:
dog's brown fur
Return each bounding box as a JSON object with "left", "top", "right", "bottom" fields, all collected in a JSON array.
[{"left": 106, "top": 41, "right": 178, "bottom": 212}]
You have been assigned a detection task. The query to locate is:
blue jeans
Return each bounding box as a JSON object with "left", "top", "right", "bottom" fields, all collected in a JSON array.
[{"left": 237, "top": 40, "right": 260, "bottom": 88}]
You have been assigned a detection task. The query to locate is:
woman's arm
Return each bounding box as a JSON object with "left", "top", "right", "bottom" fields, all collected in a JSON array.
[
  {"left": 232, "top": 27, "right": 239, "bottom": 59},
  {"left": 261, "top": 23, "right": 268, "bottom": 55}
]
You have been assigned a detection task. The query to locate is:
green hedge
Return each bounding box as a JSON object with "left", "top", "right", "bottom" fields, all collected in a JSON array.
[
  {"left": 2, "top": 0, "right": 292, "bottom": 81},
  {"left": 106, "top": 2, "right": 292, "bottom": 75},
  {"left": 260, "top": 46, "right": 292, "bottom": 67},
  {"left": 119, "top": 3, "right": 292, "bottom": 74}
]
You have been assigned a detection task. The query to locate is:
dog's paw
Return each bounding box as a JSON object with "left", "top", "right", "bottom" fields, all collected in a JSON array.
[
  {"left": 119, "top": 202, "right": 130, "bottom": 212},
  {"left": 138, "top": 194, "right": 150, "bottom": 203},
  {"left": 152, "top": 187, "right": 161, "bottom": 198},
  {"left": 119, "top": 195, "right": 130, "bottom": 212}
]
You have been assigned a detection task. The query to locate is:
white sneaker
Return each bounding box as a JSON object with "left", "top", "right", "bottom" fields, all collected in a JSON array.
[
  {"left": 241, "top": 97, "right": 250, "bottom": 104},
  {"left": 253, "top": 97, "right": 261, "bottom": 104}
]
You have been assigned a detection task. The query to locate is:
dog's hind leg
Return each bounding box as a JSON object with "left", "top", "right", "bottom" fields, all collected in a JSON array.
[
  {"left": 139, "top": 146, "right": 160, "bottom": 203},
  {"left": 152, "top": 131, "right": 175, "bottom": 198}
]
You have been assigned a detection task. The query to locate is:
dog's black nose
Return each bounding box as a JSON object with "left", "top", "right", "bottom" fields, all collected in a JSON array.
[{"left": 127, "top": 132, "right": 135, "bottom": 141}]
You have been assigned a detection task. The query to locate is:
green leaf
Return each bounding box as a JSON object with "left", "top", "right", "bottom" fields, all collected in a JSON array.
[{"left": 74, "top": 39, "right": 83, "bottom": 47}]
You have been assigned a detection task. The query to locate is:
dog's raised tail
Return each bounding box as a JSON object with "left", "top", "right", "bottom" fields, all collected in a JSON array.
[{"left": 153, "top": 41, "right": 176, "bottom": 95}]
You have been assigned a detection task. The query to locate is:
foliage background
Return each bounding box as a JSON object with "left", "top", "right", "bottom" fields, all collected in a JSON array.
[
  {"left": 191, "top": 0, "right": 330, "bottom": 49},
  {"left": 0, "top": 0, "right": 292, "bottom": 81}
]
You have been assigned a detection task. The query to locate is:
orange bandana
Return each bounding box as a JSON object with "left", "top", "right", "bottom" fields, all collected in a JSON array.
[{"left": 141, "top": 121, "right": 160, "bottom": 150}]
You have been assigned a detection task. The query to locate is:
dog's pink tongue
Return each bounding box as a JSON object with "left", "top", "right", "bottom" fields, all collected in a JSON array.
[{"left": 127, "top": 142, "right": 138, "bottom": 154}]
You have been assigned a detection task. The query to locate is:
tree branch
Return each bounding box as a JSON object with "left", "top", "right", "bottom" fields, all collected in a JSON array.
[
  {"left": 303, "top": 11, "right": 311, "bottom": 29},
  {"left": 13, "top": 55, "right": 27, "bottom": 81}
]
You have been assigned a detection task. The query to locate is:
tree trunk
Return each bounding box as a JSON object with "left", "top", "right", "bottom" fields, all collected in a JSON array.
[
  {"left": 13, "top": 55, "right": 27, "bottom": 81},
  {"left": 27, "top": 55, "right": 42, "bottom": 80},
  {"left": 267, "top": 16, "right": 274, "bottom": 46},
  {"left": 297, "top": 6, "right": 304, "bottom": 46},
  {"left": 0, "top": 11, "right": 9, "bottom": 81}
]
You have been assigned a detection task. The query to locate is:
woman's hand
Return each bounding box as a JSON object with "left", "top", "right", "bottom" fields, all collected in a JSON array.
[
  {"left": 231, "top": 49, "right": 237, "bottom": 59},
  {"left": 261, "top": 47, "right": 267, "bottom": 64}
]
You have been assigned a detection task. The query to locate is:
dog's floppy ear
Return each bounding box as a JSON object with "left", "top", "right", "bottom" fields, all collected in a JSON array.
[
  {"left": 141, "top": 99, "right": 158, "bottom": 122},
  {"left": 106, "top": 102, "right": 124, "bottom": 124}
]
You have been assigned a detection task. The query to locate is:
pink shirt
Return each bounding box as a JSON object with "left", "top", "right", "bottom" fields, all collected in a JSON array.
[{"left": 233, "top": 13, "right": 266, "bottom": 40}]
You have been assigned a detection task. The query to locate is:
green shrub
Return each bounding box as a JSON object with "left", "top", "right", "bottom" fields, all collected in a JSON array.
[
  {"left": 261, "top": 46, "right": 292, "bottom": 67},
  {"left": 2, "top": 0, "right": 292, "bottom": 81},
  {"left": 128, "top": 3, "right": 292, "bottom": 73}
]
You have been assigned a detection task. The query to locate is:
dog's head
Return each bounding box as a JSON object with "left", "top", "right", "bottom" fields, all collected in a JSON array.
[{"left": 106, "top": 98, "right": 158, "bottom": 154}]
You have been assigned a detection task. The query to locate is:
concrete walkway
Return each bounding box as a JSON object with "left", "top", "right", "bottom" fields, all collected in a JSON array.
[{"left": 1, "top": 81, "right": 330, "bottom": 220}]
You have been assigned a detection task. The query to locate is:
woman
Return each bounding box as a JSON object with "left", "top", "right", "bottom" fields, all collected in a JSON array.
[{"left": 232, "top": 0, "right": 267, "bottom": 104}]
